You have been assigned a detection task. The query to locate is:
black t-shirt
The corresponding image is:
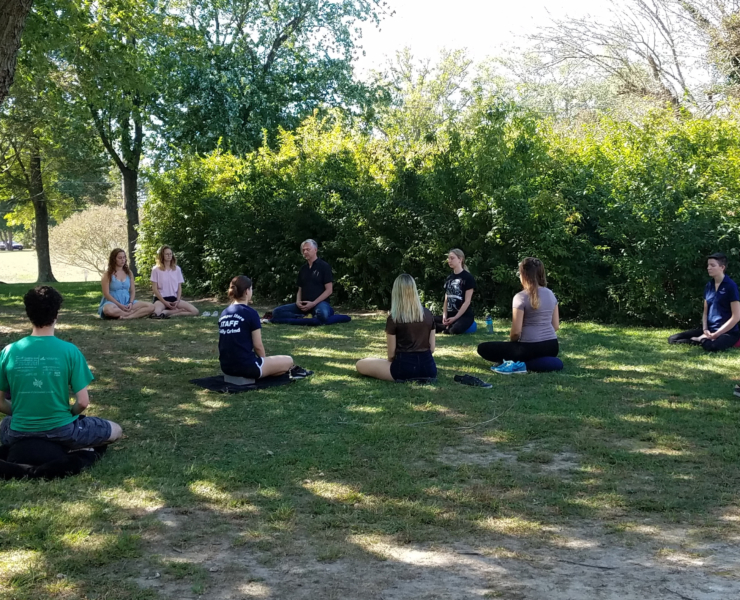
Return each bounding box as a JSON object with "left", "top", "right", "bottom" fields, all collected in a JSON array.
[
  {"left": 298, "top": 258, "right": 333, "bottom": 302},
  {"left": 385, "top": 308, "right": 435, "bottom": 353},
  {"left": 218, "top": 304, "right": 261, "bottom": 372},
  {"left": 444, "top": 270, "right": 476, "bottom": 317}
]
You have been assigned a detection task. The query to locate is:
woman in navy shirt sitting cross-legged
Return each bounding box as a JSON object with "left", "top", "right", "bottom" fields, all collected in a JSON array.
[
  {"left": 668, "top": 253, "right": 740, "bottom": 352},
  {"left": 219, "top": 276, "right": 298, "bottom": 379}
]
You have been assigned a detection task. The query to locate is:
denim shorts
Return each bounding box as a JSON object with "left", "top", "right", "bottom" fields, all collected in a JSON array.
[
  {"left": 153, "top": 295, "right": 177, "bottom": 304},
  {"left": 390, "top": 350, "right": 437, "bottom": 382},
  {"left": 0, "top": 415, "right": 112, "bottom": 449}
]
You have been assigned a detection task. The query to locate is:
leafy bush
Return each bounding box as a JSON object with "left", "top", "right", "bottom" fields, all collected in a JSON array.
[{"left": 139, "top": 105, "right": 740, "bottom": 325}]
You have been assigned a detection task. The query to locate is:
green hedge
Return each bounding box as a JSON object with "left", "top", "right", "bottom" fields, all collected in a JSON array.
[{"left": 138, "top": 104, "right": 740, "bottom": 326}]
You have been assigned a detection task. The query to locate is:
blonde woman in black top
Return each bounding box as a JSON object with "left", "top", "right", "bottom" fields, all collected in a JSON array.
[{"left": 356, "top": 274, "right": 436, "bottom": 382}]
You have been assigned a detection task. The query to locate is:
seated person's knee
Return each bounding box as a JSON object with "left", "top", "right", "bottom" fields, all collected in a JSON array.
[{"left": 108, "top": 421, "right": 123, "bottom": 442}]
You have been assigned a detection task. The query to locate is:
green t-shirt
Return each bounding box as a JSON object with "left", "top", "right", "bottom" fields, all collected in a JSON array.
[{"left": 0, "top": 336, "right": 94, "bottom": 432}]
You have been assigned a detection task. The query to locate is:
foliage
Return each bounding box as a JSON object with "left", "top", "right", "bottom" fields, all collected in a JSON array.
[
  {"left": 140, "top": 102, "right": 740, "bottom": 326},
  {"left": 2, "top": 284, "right": 740, "bottom": 598},
  {"left": 156, "top": 0, "right": 389, "bottom": 156},
  {"left": 49, "top": 205, "right": 128, "bottom": 275},
  {"left": 0, "top": 2, "right": 112, "bottom": 281},
  {"left": 370, "top": 48, "right": 474, "bottom": 144}
]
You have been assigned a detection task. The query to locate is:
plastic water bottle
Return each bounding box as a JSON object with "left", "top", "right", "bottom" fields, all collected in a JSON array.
[{"left": 485, "top": 314, "right": 493, "bottom": 334}]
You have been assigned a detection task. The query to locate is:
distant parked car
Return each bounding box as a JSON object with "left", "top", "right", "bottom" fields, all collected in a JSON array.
[{"left": 0, "top": 242, "right": 23, "bottom": 250}]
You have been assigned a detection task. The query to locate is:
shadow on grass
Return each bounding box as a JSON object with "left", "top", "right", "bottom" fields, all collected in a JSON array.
[{"left": 1, "top": 296, "right": 740, "bottom": 598}]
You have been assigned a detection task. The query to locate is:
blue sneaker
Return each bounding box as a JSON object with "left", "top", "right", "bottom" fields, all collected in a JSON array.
[{"left": 491, "top": 360, "right": 527, "bottom": 375}]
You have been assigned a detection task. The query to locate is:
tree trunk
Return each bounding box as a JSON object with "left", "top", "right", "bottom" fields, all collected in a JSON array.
[
  {"left": 29, "top": 142, "right": 56, "bottom": 282},
  {"left": 0, "top": 0, "right": 34, "bottom": 107},
  {"left": 121, "top": 165, "right": 139, "bottom": 277}
]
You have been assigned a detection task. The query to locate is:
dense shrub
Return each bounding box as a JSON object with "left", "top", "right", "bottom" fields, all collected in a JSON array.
[{"left": 139, "top": 105, "right": 740, "bottom": 326}]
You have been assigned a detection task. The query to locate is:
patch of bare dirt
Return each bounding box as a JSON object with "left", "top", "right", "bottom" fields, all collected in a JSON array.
[
  {"left": 133, "top": 508, "right": 740, "bottom": 599},
  {"left": 437, "top": 441, "right": 580, "bottom": 475}
]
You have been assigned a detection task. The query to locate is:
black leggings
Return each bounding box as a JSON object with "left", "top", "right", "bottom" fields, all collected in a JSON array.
[
  {"left": 477, "top": 338, "right": 559, "bottom": 363},
  {"left": 434, "top": 311, "right": 474, "bottom": 335},
  {"left": 668, "top": 327, "right": 740, "bottom": 352}
]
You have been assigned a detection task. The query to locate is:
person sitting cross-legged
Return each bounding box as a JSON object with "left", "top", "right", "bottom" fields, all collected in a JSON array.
[
  {"left": 0, "top": 286, "right": 122, "bottom": 450},
  {"left": 98, "top": 248, "right": 155, "bottom": 319},
  {"left": 668, "top": 252, "right": 740, "bottom": 352},
  {"left": 220, "top": 276, "right": 309, "bottom": 380},
  {"left": 434, "top": 248, "right": 476, "bottom": 334},
  {"left": 356, "top": 274, "right": 437, "bottom": 382},
  {"left": 150, "top": 245, "right": 199, "bottom": 318},
  {"left": 269, "top": 239, "right": 351, "bottom": 326},
  {"left": 477, "top": 257, "right": 560, "bottom": 374}
]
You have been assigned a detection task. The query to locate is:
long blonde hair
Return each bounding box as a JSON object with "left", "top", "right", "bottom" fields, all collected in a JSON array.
[
  {"left": 156, "top": 245, "right": 177, "bottom": 270},
  {"left": 390, "top": 274, "right": 424, "bottom": 323},
  {"left": 519, "top": 257, "right": 547, "bottom": 309},
  {"left": 449, "top": 248, "right": 467, "bottom": 270}
]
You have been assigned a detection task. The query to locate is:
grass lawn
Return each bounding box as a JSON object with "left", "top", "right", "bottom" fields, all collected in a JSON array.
[
  {"left": 1, "top": 282, "right": 739, "bottom": 599},
  {"left": 0, "top": 250, "right": 89, "bottom": 284}
]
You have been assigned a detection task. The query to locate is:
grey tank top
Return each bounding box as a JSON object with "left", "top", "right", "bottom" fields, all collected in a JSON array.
[{"left": 513, "top": 287, "right": 558, "bottom": 343}]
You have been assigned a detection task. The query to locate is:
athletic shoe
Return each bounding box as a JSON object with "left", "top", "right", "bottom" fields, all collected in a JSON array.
[
  {"left": 454, "top": 374, "right": 493, "bottom": 388},
  {"left": 201, "top": 311, "right": 211, "bottom": 317},
  {"left": 289, "top": 365, "right": 314, "bottom": 379},
  {"left": 491, "top": 360, "right": 527, "bottom": 375},
  {"left": 734, "top": 384, "right": 740, "bottom": 398}
]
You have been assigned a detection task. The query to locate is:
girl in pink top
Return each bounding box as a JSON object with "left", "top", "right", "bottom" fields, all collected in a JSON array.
[{"left": 150, "top": 246, "right": 199, "bottom": 318}]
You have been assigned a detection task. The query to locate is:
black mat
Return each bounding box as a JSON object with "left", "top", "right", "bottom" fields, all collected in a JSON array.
[{"left": 190, "top": 372, "right": 294, "bottom": 393}]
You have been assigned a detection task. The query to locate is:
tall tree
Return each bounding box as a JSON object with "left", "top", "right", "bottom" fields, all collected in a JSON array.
[
  {"left": 676, "top": 0, "right": 740, "bottom": 88},
  {"left": 157, "top": 0, "right": 388, "bottom": 156},
  {"left": 0, "top": 0, "right": 34, "bottom": 106},
  {"left": 528, "top": 0, "right": 708, "bottom": 110},
  {"left": 370, "top": 48, "right": 473, "bottom": 143},
  {"left": 55, "top": 0, "right": 169, "bottom": 277},
  {"left": 0, "top": 1, "right": 110, "bottom": 282}
]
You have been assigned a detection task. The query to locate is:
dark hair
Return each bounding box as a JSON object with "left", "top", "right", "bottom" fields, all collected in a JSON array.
[
  {"left": 24, "top": 286, "right": 63, "bottom": 327},
  {"left": 106, "top": 248, "right": 131, "bottom": 281},
  {"left": 518, "top": 257, "right": 547, "bottom": 309},
  {"left": 228, "top": 275, "right": 252, "bottom": 300},
  {"left": 707, "top": 252, "right": 728, "bottom": 269}
]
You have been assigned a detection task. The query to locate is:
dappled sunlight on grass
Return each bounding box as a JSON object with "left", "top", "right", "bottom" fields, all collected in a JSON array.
[
  {"left": 97, "top": 488, "right": 164, "bottom": 510},
  {"left": 346, "top": 405, "right": 384, "bottom": 413},
  {"left": 476, "top": 516, "right": 549, "bottom": 538},
  {"left": 303, "top": 481, "right": 369, "bottom": 506},
  {"left": 631, "top": 447, "right": 690, "bottom": 457},
  {"left": 0, "top": 549, "right": 44, "bottom": 581},
  {"left": 3, "top": 287, "right": 740, "bottom": 597}
]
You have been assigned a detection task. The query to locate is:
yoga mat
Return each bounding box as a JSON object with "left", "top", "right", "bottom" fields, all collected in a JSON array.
[{"left": 190, "top": 372, "right": 294, "bottom": 394}]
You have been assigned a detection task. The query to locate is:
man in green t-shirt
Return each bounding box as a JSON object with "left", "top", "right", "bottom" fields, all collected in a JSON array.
[{"left": 0, "top": 286, "right": 122, "bottom": 449}]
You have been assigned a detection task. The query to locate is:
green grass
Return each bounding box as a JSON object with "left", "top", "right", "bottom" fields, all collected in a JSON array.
[
  {"left": 1, "top": 282, "right": 740, "bottom": 598},
  {"left": 0, "top": 250, "right": 89, "bottom": 284}
]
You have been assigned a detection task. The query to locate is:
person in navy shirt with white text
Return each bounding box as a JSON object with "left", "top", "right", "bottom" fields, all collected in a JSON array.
[
  {"left": 219, "top": 276, "right": 296, "bottom": 379},
  {"left": 668, "top": 253, "right": 740, "bottom": 352}
]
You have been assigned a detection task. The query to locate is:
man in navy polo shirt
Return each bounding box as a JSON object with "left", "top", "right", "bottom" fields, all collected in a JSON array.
[
  {"left": 270, "top": 240, "right": 351, "bottom": 326},
  {"left": 668, "top": 253, "right": 740, "bottom": 352}
]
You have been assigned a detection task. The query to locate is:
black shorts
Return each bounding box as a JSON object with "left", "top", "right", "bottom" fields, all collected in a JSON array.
[
  {"left": 221, "top": 356, "right": 264, "bottom": 380},
  {"left": 390, "top": 351, "right": 437, "bottom": 382},
  {"left": 153, "top": 295, "right": 178, "bottom": 304}
]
